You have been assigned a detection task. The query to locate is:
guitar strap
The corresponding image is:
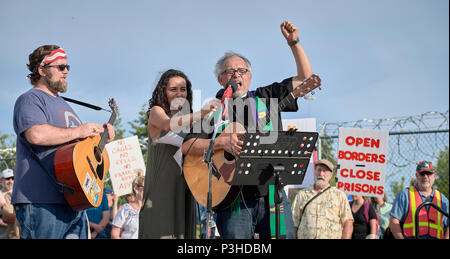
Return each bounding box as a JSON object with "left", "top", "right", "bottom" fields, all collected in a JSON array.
[
  {"left": 61, "top": 96, "right": 108, "bottom": 112},
  {"left": 19, "top": 137, "right": 75, "bottom": 194}
]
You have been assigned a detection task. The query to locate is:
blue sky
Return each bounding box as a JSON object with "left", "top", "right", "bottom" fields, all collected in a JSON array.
[{"left": 0, "top": 0, "right": 448, "bottom": 138}]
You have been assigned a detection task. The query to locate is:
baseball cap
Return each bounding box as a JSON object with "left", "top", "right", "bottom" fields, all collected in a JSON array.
[
  {"left": 1, "top": 168, "right": 14, "bottom": 179},
  {"left": 315, "top": 159, "right": 334, "bottom": 172},
  {"left": 104, "top": 187, "right": 114, "bottom": 194},
  {"left": 416, "top": 160, "right": 435, "bottom": 174}
]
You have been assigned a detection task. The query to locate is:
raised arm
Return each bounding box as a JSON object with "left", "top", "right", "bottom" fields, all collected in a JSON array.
[{"left": 280, "top": 21, "right": 313, "bottom": 88}]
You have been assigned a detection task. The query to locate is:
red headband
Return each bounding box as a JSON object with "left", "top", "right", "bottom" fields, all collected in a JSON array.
[{"left": 40, "top": 48, "right": 67, "bottom": 66}]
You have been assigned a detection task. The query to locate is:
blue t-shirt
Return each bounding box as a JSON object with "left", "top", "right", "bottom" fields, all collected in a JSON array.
[
  {"left": 12, "top": 88, "right": 82, "bottom": 204},
  {"left": 390, "top": 184, "right": 449, "bottom": 239},
  {"left": 86, "top": 192, "right": 110, "bottom": 238}
]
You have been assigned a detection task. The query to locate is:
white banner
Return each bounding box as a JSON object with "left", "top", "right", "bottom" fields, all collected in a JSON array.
[
  {"left": 282, "top": 118, "right": 317, "bottom": 195},
  {"left": 105, "top": 135, "right": 146, "bottom": 197},
  {"left": 336, "top": 127, "right": 389, "bottom": 197}
]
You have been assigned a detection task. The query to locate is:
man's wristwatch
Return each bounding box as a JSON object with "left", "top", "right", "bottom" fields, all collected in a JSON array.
[{"left": 289, "top": 37, "right": 299, "bottom": 46}]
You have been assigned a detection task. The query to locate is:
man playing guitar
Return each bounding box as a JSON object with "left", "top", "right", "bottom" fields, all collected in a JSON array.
[
  {"left": 182, "top": 21, "right": 314, "bottom": 239},
  {"left": 12, "top": 45, "right": 115, "bottom": 239}
]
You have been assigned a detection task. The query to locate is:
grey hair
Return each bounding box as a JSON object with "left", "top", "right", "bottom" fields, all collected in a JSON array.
[{"left": 214, "top": 51, "right": 252, "bottom": 77}]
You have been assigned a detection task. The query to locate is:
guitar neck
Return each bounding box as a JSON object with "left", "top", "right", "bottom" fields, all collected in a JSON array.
[
  {"left": 279, "top": 93, "right": 296, "bottom": 112},
  {"left": 255, "top": 92, "right": 295, "bottom": 127},
  {"left": 255, "top": 75, "right": 321, "bottom": 127},
  {"left": 98, "top": 111, "right": 116, "bottom": 152}
]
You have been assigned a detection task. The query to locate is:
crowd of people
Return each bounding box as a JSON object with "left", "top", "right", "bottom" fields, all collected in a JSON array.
[
  {"left": 292, "top": 159, "right": 448, "bottom": 239},
  {"left": 1, "top": 19, "right": 448, "bottom": 239},
  {"left": 1, "top": 158, "right": 448, "bottom": 239}
]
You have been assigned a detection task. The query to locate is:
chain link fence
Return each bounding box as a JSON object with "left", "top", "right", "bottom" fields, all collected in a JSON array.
[{"left": 318, "top": 110, "right": 449, "bottom": 202}]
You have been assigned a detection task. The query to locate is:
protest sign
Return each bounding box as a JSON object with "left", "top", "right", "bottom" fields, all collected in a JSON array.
[
  {"left": 336, "top": 127, "right": 389, "bottom": 197},
  {"left": 105, "top": 135, "right": 146, "bottom": 196}
]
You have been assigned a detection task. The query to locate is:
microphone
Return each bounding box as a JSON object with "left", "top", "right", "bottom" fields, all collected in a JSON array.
[
  {"left": 216, "top": 79, "right": 238, "bottom": 100},
  {"left": 204, "top": 79, "right": 238, "bottom": 123},
  {"left": 204, "top": 81, "right": 238, "bottom": 163}
]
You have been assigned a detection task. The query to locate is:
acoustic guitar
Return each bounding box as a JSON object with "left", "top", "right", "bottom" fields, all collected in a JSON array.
[
  {"left": 54, "top": 99, "right": 117, "bottom": 210},
  {"left": 183, "top": 75, "right": 322, "bottom": 210}
]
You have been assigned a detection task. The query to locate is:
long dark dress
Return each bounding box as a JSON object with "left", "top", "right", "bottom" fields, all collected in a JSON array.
[{"left": 138, "top": 128, "right": 196, "bottom": 239}]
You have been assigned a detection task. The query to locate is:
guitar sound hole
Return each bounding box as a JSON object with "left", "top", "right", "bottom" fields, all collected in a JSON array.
[
  {"left": 93, "top": 147, "right": 104, "bottom": 180},
  {"left": 94, "top": 147, "right": 102, "bottom": 163},
  {"left": 224, "top": 151, "right": 235, "bottom": 161}
]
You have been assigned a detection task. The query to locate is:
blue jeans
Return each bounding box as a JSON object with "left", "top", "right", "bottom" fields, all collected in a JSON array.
[
  {"left": 216, "top": 190, "right": 295, "bottom": 239},
  {"left": 14, "top": 203, "right": 89, "bottom": 239}
]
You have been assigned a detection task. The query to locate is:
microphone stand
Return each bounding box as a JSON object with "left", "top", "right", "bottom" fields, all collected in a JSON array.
[{"left": 203, "top": 88, "right": 231, "bottom": 239}]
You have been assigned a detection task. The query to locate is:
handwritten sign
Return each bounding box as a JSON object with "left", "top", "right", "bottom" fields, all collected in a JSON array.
[
  {"left": 336, "top": 127, "right": 388, "bottom": 197},
  {"left": 105, "top": 135, "right": 146, "bottom": 196}
]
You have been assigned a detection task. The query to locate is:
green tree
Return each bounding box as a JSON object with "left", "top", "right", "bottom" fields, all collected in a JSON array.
[
  {"left": 128, "top": 103, "right": 149, "bottom": 161},
  {"left": 0, "top": 132, "right": 16, "bottom": 171},
  {"left": 128, "top": 103, "right": 148, "bottom": 144},
  {"left": 389, "top": 175, "right": 406, "bottom": 199},
  {"left": 112, "top": 111, "right": 126, "bottom": 140},
  {"left": 435, "top": 146, "right": 449, "bottom": 199}
]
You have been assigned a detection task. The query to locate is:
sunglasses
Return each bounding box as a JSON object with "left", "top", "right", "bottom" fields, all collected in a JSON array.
[
  {"left": 45, "top": 64, "right": 70, "bottom": 71},
  {"left": 5, "top": 177, "right": 14, "bottom": 180},
  {"left": 418, "top": 171, "right": 434, "bottom": 176}
]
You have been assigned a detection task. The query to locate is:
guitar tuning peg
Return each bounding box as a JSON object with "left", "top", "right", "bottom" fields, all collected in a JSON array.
[
  {"left": 319, "top": 87, "right": 322, "bottom": 90},
  {"left": 311, "top": 91, "right": 315, "bottom": 95}
]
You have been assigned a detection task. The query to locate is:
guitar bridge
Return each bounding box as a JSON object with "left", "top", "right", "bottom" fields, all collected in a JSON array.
[{"left": 86, "top": 156, "right": 100, "bottom": 179}]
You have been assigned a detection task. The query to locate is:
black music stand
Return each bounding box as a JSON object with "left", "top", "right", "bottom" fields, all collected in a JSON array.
[{"left": 228, "top": 129, "right": 318, "bottom": 239}]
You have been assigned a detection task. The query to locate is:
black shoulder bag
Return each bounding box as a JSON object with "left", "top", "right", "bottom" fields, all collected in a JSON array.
[{"left": 298, "top": 186, "right": 331, "bottom": 224}]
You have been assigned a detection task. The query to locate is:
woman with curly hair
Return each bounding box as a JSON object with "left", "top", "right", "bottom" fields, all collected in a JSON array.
[{"left": 139, "top": 69, "right": 219, "bottom": 239}]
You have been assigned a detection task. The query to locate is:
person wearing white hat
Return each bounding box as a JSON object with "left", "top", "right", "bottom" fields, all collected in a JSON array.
[
  {"left": 1, "top": 169, "right": 14, "bottom": 193},
  {"left": 1, "top": 168, "right": 19, "bottom": 238}
]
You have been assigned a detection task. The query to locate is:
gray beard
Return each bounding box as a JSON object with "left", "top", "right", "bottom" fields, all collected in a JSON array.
[{"left": 315, "top": 179, "right": 328, "bottom": 188}]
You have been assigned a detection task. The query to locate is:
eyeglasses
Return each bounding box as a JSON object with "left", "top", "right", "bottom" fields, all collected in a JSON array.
[
  {"left": 5, "top": 177, "right": 14, "bottom": 181},
  {"left": 222, "top": 68, "right": 249, "bottom": 76},
  {"left": 44, "top": 64, "right": 70, "bottom": 71}
]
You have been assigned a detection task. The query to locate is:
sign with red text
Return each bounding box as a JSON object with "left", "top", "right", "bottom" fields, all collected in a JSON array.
[
  {"left": 105, "top": 135, "right": 146, "bottom": 197},
  {"left": 336, "top": 127, "right": 388, "bottom": 197}
]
